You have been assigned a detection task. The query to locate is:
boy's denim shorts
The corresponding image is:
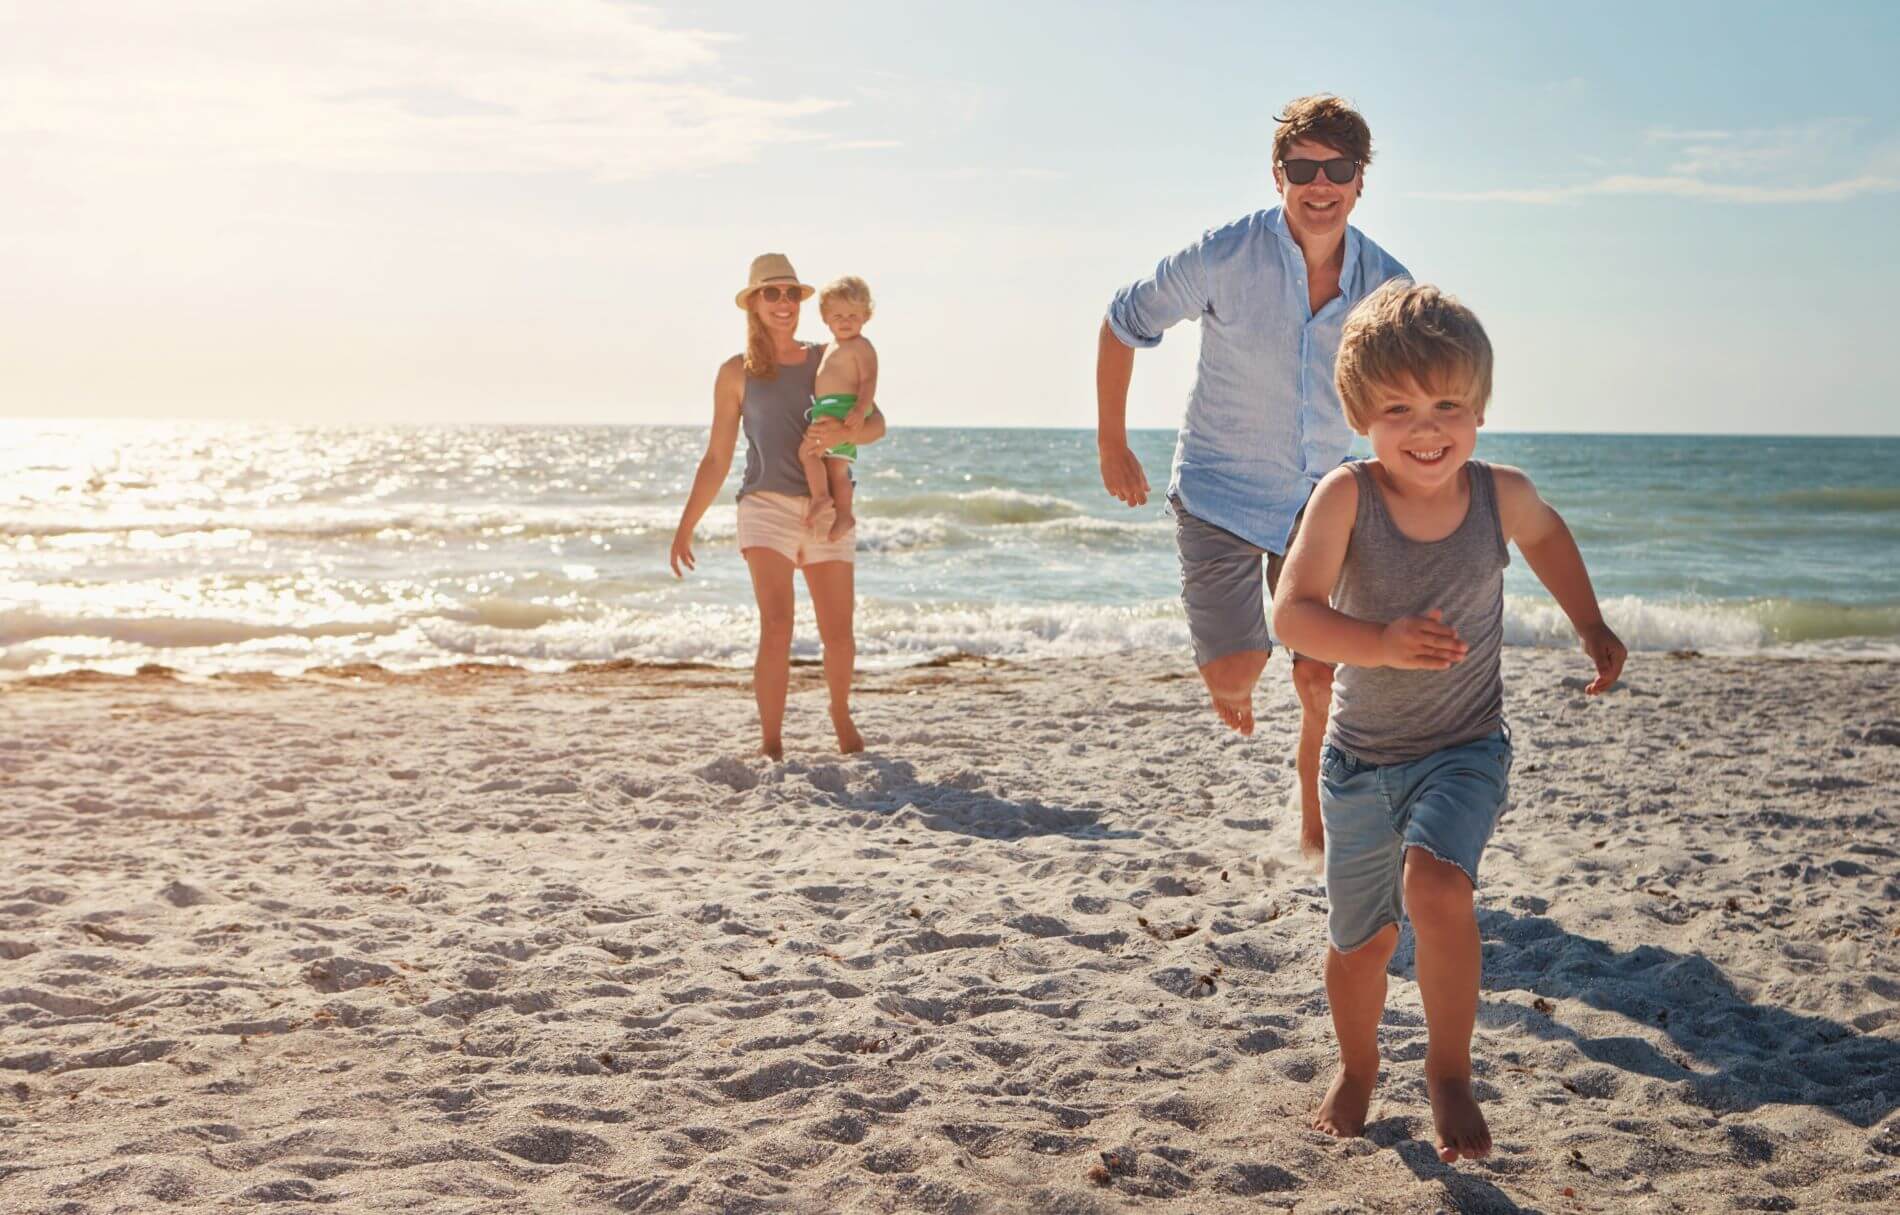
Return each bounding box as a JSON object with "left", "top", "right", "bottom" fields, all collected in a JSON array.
[{"left": 1319, "top": 729, "right": 1513, "bottom": 953}]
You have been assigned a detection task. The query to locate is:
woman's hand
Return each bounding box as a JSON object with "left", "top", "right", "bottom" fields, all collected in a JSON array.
[
  {"left": 668, "top": 527, "right": 696, "bottom": 578},
  {"left": 802, "top": 414, "right": 856, "bottom": 457}
]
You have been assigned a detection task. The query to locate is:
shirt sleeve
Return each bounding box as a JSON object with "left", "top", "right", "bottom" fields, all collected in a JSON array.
[{"left": 1104, "top": 234, "right": 1212, "bottom": 350}]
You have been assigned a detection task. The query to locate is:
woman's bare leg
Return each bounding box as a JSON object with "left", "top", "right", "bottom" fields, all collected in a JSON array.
[
  {"left": 743, "top": 547, "right": 797, "bottom": 760},
  {"left": 800, "top": 559, "right": 863, "bottom": 753}
]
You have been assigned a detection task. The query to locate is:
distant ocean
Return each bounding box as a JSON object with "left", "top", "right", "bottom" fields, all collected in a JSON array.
[{"left": 3, "top": 421, "right": 1897, "bottom": 678}]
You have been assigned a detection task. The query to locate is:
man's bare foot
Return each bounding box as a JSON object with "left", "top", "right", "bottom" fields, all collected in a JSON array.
[
  {"left": 760, "top": 738, "right": 784, "bottom": 762},
  {"left": 828, "top": 506, "right": 855, "bottom": 542},
  {"left": 1426, "top": 1074, "right": 1491, "bottom": 1162},
  {"left": 831, "top": 707, "right": 864, "bottom": 754},
  {"left": 1211, "top": 693, "right": 1254, "bottom": 736},
  {"left": 1199, "top": 649, "right": 1267, "bottom": 737},
  {"left": 804, "top": 496, "right": 835, "bottom": 537},
  {"left": 1312, "top": 1068, "right": 1375, "bottom": 1139}
]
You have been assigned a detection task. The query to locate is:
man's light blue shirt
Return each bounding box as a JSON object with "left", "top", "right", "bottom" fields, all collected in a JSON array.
[{"left": 1105, "top": 206, "right": 1409, "bottom": 554}]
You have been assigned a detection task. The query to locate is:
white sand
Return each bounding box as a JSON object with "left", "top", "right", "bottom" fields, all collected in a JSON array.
[{"left": 2, "top": 650, "right": 1897, "bottom": 1213}]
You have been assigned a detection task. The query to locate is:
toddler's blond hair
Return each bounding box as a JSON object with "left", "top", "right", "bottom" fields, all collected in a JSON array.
[{"left": 818, "top": 275, "right": 875, "bottom": 317}]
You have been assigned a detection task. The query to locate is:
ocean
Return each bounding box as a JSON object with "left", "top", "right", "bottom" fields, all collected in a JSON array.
[{"left": 3, "top": 420, "right": 1897, "bottom": 678}]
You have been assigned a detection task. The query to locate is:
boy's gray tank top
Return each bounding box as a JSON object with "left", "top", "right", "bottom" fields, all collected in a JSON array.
[
  {"left": 737, "top": 342, "right": 823, "bottom": 500},
  {"left": 1326, "top": 460, "right": 1510, "bottom": 766}
]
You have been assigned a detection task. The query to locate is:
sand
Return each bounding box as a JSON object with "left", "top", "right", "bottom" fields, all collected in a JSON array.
[{"left": 2, "top": 649, "right": 1897, "bottom": 1213}]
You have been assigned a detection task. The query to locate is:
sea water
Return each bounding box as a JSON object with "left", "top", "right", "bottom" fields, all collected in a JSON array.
[{"left": 3, "top": 420, "right": 1896, "bottom": 677}]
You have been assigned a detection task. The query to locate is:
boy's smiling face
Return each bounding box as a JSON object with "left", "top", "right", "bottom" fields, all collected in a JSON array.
[
  {"left": 821, "top": 301, "right": 868, "bottom": 341},
  {"left": 1359, "top": 379, "right": 1483, "bottom": 496}
]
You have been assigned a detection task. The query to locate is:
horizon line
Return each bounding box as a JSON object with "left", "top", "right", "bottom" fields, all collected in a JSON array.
[{"left": 4, "top": 416, "right": 1897, "bottom": 442}]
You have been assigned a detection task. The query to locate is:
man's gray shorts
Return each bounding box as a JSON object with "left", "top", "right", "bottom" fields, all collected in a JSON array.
[{"left": 1172, "top": 498, "right": 1299, "bottom": 668}]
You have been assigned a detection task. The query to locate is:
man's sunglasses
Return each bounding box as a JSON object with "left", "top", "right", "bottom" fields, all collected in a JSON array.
[
  {"left": 755, "top": 284, "right": 803, "bottom": 303},
  {"left": 1280, "top": 157, "right": 1358, "bottom": 185}
]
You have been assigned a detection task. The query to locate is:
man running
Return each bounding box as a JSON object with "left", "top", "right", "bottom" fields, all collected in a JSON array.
[{"left": 1095, "top": 94, "right": 1410, "bottom": 852}]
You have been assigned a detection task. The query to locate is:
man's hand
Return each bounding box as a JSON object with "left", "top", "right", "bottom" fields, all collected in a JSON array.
[
  {"left": 668, "top": 528, "right": 696, "bottom": 578},
  {"left": 1578, "top": 621, "right": 1626, "bottom": 694},
  {"left": 1098, "top": 441, "right": 1150, "bottom": 507},
  {"left": 1379, "top": 609, "right": 1468, "bottom": 670}
]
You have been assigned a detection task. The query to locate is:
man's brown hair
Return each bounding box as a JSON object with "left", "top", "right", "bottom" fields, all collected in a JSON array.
[
  {"left": 1335, "top": 281, "right": 1494, "bottom": 430},
  {"left": 1272, "top": 94, "right": 1373, "bottom": 168}
]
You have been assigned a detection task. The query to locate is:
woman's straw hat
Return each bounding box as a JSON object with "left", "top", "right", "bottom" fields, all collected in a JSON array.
[{"left": 735, "top": 253, "right": 816, "bottom": 310}]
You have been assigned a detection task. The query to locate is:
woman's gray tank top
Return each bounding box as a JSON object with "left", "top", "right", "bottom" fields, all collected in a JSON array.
[
  {"left": 737, "top": 342, "right": 823, "bottom": 500},
  {"left": 1326, "top": 459, "right": 1510, "bottom": 765}
]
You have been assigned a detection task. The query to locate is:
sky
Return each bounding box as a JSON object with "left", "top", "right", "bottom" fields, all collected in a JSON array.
[{"left": 3, "top": 0, "right": 1897, "bottom": 434}]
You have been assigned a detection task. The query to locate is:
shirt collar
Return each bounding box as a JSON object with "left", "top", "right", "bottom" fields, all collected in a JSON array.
[{"left": 1267, "top": 206, "right": 1365, "bottom": 292}]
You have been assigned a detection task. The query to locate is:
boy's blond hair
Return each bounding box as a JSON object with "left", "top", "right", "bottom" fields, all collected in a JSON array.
[
  {"left": 1335, "top": 281, "right": 1493, "bottom": 430},
  {"left": 818, "top": 275, "right": 875, "bottom": 317}
]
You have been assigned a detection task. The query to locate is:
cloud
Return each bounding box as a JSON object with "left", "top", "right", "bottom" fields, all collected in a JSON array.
[
  {"left": 1420, "top": 174, "right": 1899, "bottom": 205},
  {"left": 0, "top": 1, "right": 839, "bottom": 181},
  {"left": 1415, "top": 119, "right": 1897, "bottom": 205},
  {"left": 935, "top": 167, "right": 1065, "bottom": 182}
]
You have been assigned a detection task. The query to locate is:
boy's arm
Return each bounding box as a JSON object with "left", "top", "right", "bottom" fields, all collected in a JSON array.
[
  {"left": 845, "top": 339, "right": 877, "bottom": 422},
  {"left": 1271, "top": 469, "right": 1470, "bottom": 670},
  {"left": 1493, "top": 465, "right": 1627, "bottom": 694}
]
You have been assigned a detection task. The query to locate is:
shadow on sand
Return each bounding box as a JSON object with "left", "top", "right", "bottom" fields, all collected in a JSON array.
[
  {"left": 822, "top": 755, "right": 1142, "bottom": 842},
  {"left": 1386, "top": 909, "right": 1899, "bottom": 1129}
]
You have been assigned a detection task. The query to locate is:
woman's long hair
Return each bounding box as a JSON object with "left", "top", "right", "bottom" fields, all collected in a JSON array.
[{"left": 743, "top": 305, "right": 776, "bottom": 380}]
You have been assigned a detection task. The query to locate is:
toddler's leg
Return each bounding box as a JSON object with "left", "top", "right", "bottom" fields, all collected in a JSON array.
[
  {"left": 827, "top": 460, "right": 855, "bottom": 542},
  {"left": 1314, "top": 923, "right": 1397, "bottom": 1139},
  {"left": 1403, "top": 849, "right": 1490, "bottom": 1162},
  {"left": 801, "top": 446, "right": 834, "bottom": 536}
]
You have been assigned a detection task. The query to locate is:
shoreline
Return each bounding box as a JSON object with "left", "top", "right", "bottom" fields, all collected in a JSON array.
[{"left": 7, "top": 643, "right": 1900, "bottom": 694}]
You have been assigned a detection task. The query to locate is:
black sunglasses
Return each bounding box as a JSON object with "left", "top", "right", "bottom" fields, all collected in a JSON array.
[
  {"left": 757, "top": 284, "right": 802, "bottom": 303},
  {"left": 1280, "top": 157, "right": 1358, "bottom": 185}
]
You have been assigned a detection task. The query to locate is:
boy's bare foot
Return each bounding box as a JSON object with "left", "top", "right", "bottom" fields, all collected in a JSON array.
[
  {"left": 1313, "top": 1068, "right": 1375, "bottom": 1139},
  {"left": 760, "top": 738, "right": 784, "bottom": 762},
  {"left": 828, "top": 506, "right": 855, "bottom": 542},
  {"left": 804, "top": 496, "right": 835, "bottom": 538},
  {"left": 831, "top": 707, "right": 864, "bottom": 754},
  {"left": 1426, "top": 1074, "right": 1491, "bottom": 1162}
]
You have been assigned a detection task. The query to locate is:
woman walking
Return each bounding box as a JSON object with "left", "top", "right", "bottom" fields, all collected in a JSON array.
[{"left": 669, "top": 254, "right": 884, "bottom": 759}]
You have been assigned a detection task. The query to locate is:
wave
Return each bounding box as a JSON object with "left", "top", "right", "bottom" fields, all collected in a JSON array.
[
  {"left": 0, "top": 610, "right": 400, "bottom": 650},
  {"left": 421, "top": 600, "right": 1193, "bottom": 668},
  {"left": 861, "top": 489, "right": 1084, "bottom": 525},
  {"left": 1505, "top": 595, "right": 1900, "bottom": 650},
  {"left": 0, "top": 503, "right": 716, "bottom": 544},
  {"left": 1769, "top": 487, "right": 1900, "bottom": 512},
  {"left": 417, "top": 595, "right": 1900, "bottom": 671},
  {"left": 7, "top": 593, "right": 1898, "bottom": 680}
]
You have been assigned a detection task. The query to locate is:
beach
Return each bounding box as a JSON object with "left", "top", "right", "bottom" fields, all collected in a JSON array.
[{"left": 3, "top": 648, "right": 1896, "bottom": 1213}]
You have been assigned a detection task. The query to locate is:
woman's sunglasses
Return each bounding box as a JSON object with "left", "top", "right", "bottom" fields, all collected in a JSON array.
[
  {"left": 755, "top": 285, "right": 803, "bottom": 303},
  {"left": 1280, "top": 157, "right": 1358, "bottom": 185}
]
